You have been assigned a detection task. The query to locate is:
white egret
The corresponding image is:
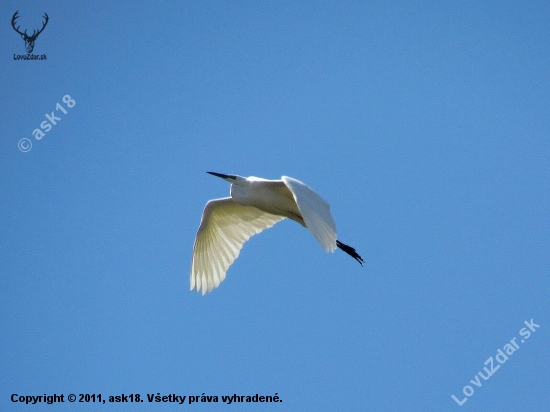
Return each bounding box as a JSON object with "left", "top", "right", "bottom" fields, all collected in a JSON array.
[{"left": 191, "top": 172, "right": 364, "bottom": 295}]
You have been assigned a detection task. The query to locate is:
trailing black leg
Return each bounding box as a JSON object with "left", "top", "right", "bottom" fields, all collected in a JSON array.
[{"left": 336, "top": 240, "right": 364, "bottom": 266}]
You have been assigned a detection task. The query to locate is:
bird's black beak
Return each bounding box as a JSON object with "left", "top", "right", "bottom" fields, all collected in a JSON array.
[{"left": 207, "top": 171, "right": 237, "bottom": 181}]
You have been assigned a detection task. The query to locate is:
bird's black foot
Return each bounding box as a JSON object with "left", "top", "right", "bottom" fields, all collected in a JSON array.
[{"left": 336, "top": 240, "right": 364, "bottom": 266}]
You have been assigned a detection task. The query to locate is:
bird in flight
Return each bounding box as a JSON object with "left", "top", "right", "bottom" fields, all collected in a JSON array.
[{"left": 191, "top": 172, "right": 364, "bottom": 295}]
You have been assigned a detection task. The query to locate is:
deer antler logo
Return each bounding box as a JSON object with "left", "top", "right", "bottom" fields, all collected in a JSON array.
[{"left": 11, "top": 11, "right": 49, "bottom": 54}]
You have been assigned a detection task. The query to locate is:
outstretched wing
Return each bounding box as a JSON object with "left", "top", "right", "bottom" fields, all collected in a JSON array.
[
  {"left": 191, "top": 197, "right": 285, "bottom": 295},
  {"left": 281, "top": 176, "right": 337, "bottom": 252}
]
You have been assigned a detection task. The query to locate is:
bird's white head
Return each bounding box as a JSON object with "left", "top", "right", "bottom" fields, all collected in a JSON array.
[{"left": 207, "top": 171, "right": 251, "bottom": 203}]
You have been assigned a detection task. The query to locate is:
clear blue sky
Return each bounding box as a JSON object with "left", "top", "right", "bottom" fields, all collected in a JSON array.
[{"left": 1, "top": 1, "right": 549, "bottom": 411}]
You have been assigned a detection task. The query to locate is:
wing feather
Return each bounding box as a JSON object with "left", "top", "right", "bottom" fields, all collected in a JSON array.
[
  {"left": 281, "top": 176, "right": 337, "bottom": 252},
  {"left": 191, "top": 197, "right": 285, "bottom": 295}
]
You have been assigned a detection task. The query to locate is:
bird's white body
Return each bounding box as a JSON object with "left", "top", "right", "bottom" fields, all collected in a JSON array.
[
  {"left": 191, "top": 173, "right": 361, "bottom": 295},
  {"left": 230, "top": 177, "right": 304, "bottom": 224}
]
